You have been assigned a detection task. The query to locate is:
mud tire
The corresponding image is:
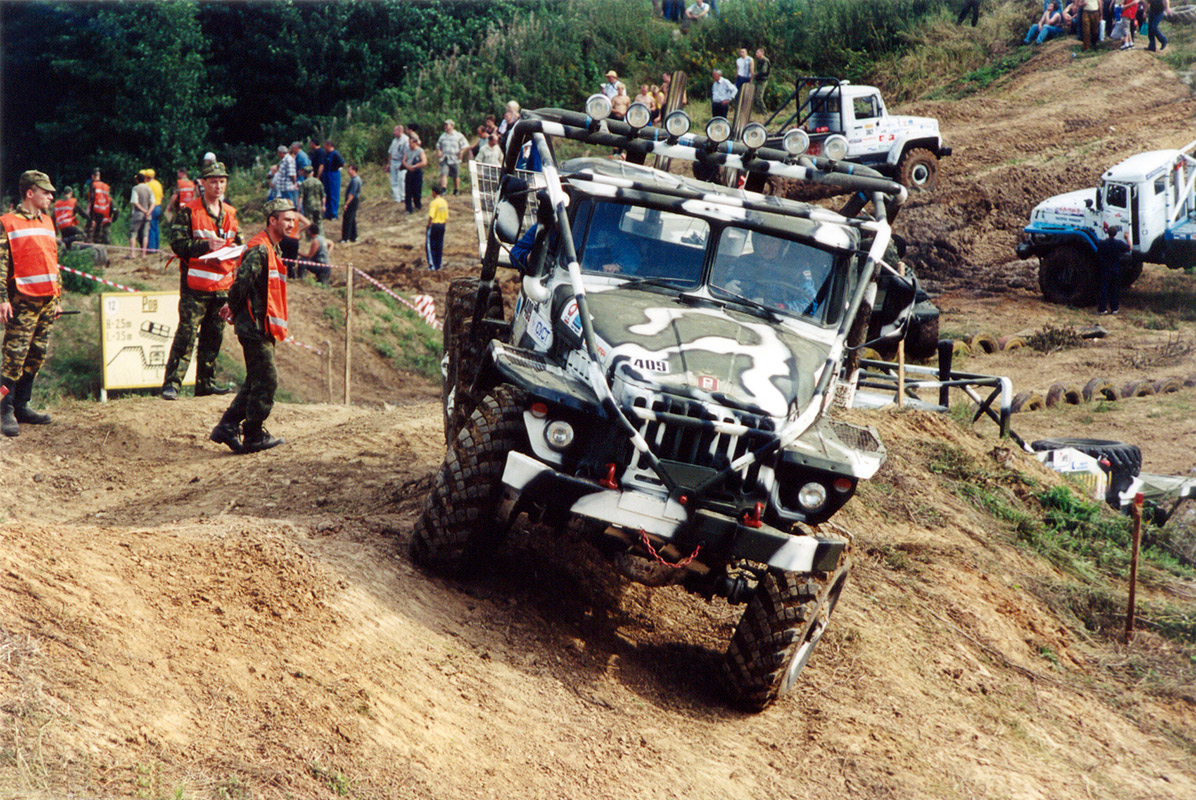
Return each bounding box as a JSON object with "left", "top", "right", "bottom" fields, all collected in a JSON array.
[
  {"left": 1153, "top": 377, "right": 1183, "bottom": 394},
  {"left": 1029, "top": 437, "right": 1141, "bottom": 504},
  {"left": 1121, "top": 379, "right": 1155, "bottom": 398},
  {"left": 1039, "top": 245, "right": 1097, "bottom": 306},
  {"left": 970, "top": 332, "right": 999, "bottom": 354},
  {"left": 1169, "top": 5, "right": 1196, "bottom": 23},
  {"left": 443, "top": 278, "right": 505, "bottom": 444},
  {"left": 413, "top": 385, "right": 526, "bottom": 576},
  {"left": 1046, "top": 383, "right": 1082, "bottom": 407},
  {"left": 897, "top": 148, "right": 939, "bottom": 192},
  {"left": 1011, "top": 391, "right": 1046, "bottom": 413},
  {"left": 722, "top": 551, "right": 851, "bottom": 711},
  {"left": 1082, "top": 377, "right": 1118, "bottom": 402}
]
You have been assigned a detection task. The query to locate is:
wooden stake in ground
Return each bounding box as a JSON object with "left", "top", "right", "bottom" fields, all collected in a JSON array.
[
  {"left": 1126, "top": 492, "right": 1144, "bottom": 642},
  {"left": 897, "top": 260, "right": 906, "bottom": 408},
  {"left": 323, "top": 339, "right": 332, "bottom": 404},
  {"left": 344, "top": 265, "right": 353, "bottom": 405}
]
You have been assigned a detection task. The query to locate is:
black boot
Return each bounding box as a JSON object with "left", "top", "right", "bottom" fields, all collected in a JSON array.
[
  {"left": 241, "top": 425, "right": 284, "bottom": 454},
  {"left": 195, "top": 383, "right": 233, "bottom": 397},
  {"left": 209, "top": 410, "right": 244, "bottom": 453},
  {"left": 0, "top": 379, "right": 18, "bottom": 438},
  {"left": 13, "top": 373, "right": 50, "bottom": 425}
]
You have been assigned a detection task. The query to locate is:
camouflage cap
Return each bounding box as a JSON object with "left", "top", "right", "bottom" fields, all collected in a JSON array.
[
  {"left": 201, "top": 161, "right": 229, "bottom": 179},
  {"left": 263, "top": 198, "right": 295, "bottom": 216},
  {"left": 19, "top": 170, "right": 55, "bottom": 192}
]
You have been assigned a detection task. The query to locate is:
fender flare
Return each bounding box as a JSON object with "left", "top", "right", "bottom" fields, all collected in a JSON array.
[{"left": 886, "top": 136, "right": 945, "bottom": 167}]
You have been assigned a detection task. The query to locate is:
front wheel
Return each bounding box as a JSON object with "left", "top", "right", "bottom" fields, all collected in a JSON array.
[
  {"left": 412, "top": 384, "right": 526, "bottom": 576},
  {"left": 897, "top": 148, "right": 939, "bottom": 192},
  {"left": 722, "top": 550, "right": 851, "bottom": 711},
  {"left": 1038, "top": 245, "right": 1097, "bottom": 306}
]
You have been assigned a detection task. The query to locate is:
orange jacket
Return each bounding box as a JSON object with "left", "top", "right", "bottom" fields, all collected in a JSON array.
[
  {"left": 1, "top": 212, "right": 60, "bottom": 298},
  {"left": 90, "top": 181, "right": 111, "bottom": 218},
  {"left": 182, "top": 198, "right": 240, "bottom": 292},
  {"left": 245, "top": 230, "right": 288, "bottom": 341},
  {"left": 53, "top": 198, "right": 78, "bottom": 229}
]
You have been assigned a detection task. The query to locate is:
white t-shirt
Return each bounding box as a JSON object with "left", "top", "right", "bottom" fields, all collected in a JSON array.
[{"left": 736, "top": 56, "right": 753, "bottom": 79}]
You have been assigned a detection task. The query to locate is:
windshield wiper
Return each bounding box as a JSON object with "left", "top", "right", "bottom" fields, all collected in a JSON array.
[{"left": 708, "top": 289, "right": 782, "bottom": 322}]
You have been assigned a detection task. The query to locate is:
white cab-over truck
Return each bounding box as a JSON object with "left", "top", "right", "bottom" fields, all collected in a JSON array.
[
  {"left": 1018, "top": 139, "right": 1196, "bottom": 305},
  {"left": 761, "top": 77, "right": 952, "bottom": 192}
]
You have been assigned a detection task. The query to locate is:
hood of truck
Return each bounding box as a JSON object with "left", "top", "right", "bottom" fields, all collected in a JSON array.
[
  {"left": 564, "top": 288, "right": 827, "bottom": 419},
  {"left": 1028, "top": 188, "right": 1099, "bottom": 229}
]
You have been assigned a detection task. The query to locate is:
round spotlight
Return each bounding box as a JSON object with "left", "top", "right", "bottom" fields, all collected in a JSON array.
[
  {"left": 705, "top": 117, "right": 731, "bottom": 144},
  {"left": 585, "top": 94, "right": 612, "bottom": 121},
  {"left": 797, "top": 482, "right": 828, "bottom": 512},
  {"left": 782, "top": 128, "right": 810, "bottom": 156},
  {"left": 823, "top": 134, "right": 849, "bottom": 161},
  {"left": 664, "top": 110, "right": 691, "bottom": 138},
  {"left": 741, "top": 122, "right": 768, "bottom": 150},
  {"left": 544, "top": 420, "right": 575, "bottom": 451},
  {"left": 625, "top": 102, "right": 651, "bottom": 130}
]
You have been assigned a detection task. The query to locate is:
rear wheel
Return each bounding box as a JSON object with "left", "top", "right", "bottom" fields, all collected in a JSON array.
[
  {"left": 1039, "top": 245, "right": 1097, "bottom": 306},
  {"left": 897, "top": 148, "right": 939, "bottom": 192},
  {"left": 413, "top": 385, "right": 526, "bottom": 576},
  {"left": 722, "top": 550, "right": 851, "bottom": 711}
]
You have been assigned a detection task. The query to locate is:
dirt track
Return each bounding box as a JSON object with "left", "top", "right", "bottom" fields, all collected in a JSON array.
[{"left": 3, "top": 41, "right": 1196, "bottom": 800}]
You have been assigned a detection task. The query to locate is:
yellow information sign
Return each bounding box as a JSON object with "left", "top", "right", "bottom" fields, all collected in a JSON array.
[{"left": 99, "top": 291, "right": 196, "bottom": 392}]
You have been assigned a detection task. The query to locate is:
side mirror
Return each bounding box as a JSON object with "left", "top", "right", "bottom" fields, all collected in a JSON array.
[
  {"left": 865, "top": 270, "right": 917, "bottom": 346},
  {"left": 493, "top": 174, "right": 529, "bottom": 244},
  {"left": 1085, "top": 198, "right": 1093, "bottom": 210}
]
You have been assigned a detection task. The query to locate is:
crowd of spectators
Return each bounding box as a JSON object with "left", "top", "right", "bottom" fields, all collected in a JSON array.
[{"left": 1022, "top": 0, "right": 1171, "bottom": 52}]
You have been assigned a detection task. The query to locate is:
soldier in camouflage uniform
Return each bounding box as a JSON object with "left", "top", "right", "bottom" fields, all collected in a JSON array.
[
  {"left": 300, "top": 165, "right": 324, "bottom": 236},
  {"left": 0, "top": 170, "right": 61, "bottom": 437},
  {"left": 209, "top": 198, "right": 295, "bottom": 454},
  {"left": 161, "top": 161, "right": 242, "bottom": 400}
]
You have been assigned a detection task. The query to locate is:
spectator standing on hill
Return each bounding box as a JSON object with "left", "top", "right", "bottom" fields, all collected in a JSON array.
[
  {"left": 342, "top": 164, "right": 362, "bottom": 243},
  {"left": 161, "top": 161, "right": 241, "bottom": 401},
  {"left": 54, "top": 187, "right": 83, "bottom": 248},
  {"left": 734, "top": 48, "right": 753, "bottom": 91},
  {"left": 1114, "top": 0, "right": 1140, "bottom": 49},
  {"left": 956, "top": 0, "right": 982, "bottom": 26},
  {"left": 403, "top": 134, "right": 427, "bottom": 214},
  {"left": 272, "top": 145, "right": 298, "bottom": 206},
  {"left": 610, "top": 83, "right": 631, "bottom": 120},
  {"left": 210, "top": 198, "right": 295, "bottom": 455},
  {"left": 321, "top": 140, "right": 345, "bottom": 219},
  {"left": 686, "top": 1, "right": 711, "bottom": 23},
  {"left": 143, "top": 169, "right": 164, "bottom": 251},
  {"left": 601, "top": 71, "right": 620, "bottom": 99},
  {"left": 87, "top": 168, "right": 111, "bottom": 244},
  {"left": 129, "top": 173, "right": 154, "bottom": 256},
  {"left": 1081, "top": 0, "right": 1102, "bottom": 50},
  {"left": 436, "top": 119, "right": 470, "bottom": 196},
  {"left": 634, "top": 84, "right": 658, "bottom": 119},
  {"left": 0, "top": 170, "right": 61, "bottom": 437},
  {"left": 1097, "top": 225, "right": 1130, "bottom": 314},
  {"left": 497, "top": 101, "right": 521, "bottom": 141},
  {"left": 710, "top": 68, "right": 737, "bottom": 119},
  {"left": 291, "top": 142, "right": 309, "bottom": 182},
  {"left": 476, "top": 133, "right": 503, "bottom": 166},
  {"left": 301, "top": 223, "right": 332, "bottom": 284},
  {"left": 1024, "top": 2, "right": 1065, "bottom": 44},
  {"left": 300, "top": 165, "right": 324, "bottom": 236},
  {"left": 753, "top": 48, "right": 770, "bottom": 110},
  {"left": 279, "top": 210, "right": 310, "bottom": 279},
  {"left": 1146, "top": 0, "right": 1170, "bottom": 52},
  {"left": 168, "top": 168, "right": 195, "bottom": 217},
  {"left": 386, "top": 124, "right": 409, "bottom": 204},
  {"left": 425, "top": 185, "right": 448, "bottom": 271},
  {"left": 309, "top": 140, "right": 325, "bottom": 181}
]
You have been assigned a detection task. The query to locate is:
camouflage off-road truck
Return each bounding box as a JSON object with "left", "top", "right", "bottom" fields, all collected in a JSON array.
[{"left": 415, "top": 97, "right": 920, "bottom": 710}]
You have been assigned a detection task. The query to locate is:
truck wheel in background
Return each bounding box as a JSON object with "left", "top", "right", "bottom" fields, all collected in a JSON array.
[
  {"left": 1038, "top": 244, "right": 1097, "bottom": 305},
  {"left": 722, "top": 551, "right": 851, "bottom": 711},
  {"left": 897, "top": 148, "right": 939, "bottom": 192},
  {"left": 1120, "top": 259, "right": 1143, "bottom": 288},
  {"left": 1029, "top": 437, "right": 1141, "bottom": 506}
]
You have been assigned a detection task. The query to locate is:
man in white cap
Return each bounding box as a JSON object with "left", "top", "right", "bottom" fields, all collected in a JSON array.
[{"left": 601, "top": 70, "right": 619, "bottom": 98}]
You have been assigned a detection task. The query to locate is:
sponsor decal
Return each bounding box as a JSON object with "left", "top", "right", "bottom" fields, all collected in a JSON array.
[
  {"left": 697, "top": 375, "right": 719, "bottom": 392},
  {"left": 528, "top": 310, "right": 553, "bottom": 348},
  {"left": 561, "top": 299, "right": 582, "bottom": 335}
]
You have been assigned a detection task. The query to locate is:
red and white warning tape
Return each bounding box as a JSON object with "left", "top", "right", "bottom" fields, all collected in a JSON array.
[{"left": 352, "top": 267, "right": 442, "bottom": 330}]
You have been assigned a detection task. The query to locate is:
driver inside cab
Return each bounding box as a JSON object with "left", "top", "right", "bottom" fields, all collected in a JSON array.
[{"left": 715, "top": 232, "right": 822, "bottom": 314}]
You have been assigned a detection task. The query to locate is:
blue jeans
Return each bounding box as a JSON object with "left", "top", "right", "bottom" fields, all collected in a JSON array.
[
  {"left": 148, "top": 205, "right": 162, "bottom": 250},
  {"left": 1148, "top": 12, "right": 1168, "bottom": 51},
  {"left": 1025, "top": 23, "right": 1063, "bottom": 45}
]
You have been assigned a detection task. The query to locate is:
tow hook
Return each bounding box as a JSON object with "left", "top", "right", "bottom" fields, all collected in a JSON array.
[
  {"left": 599, "top": 463, "right": 619, "bottom": 490},
  {"left": 741, "top": 501, "right": 764, "bottom": 529}
]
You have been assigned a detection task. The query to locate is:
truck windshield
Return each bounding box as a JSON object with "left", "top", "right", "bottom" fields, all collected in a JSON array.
[
  {"left": 709, "top": 229, "right": 843, "bottom": 326},
  {"left": 1105, "top": 183, "right": 1128, "bottom": 209},
  {"left": 576, "top": 199, "right": 707, "bottom": 286}
]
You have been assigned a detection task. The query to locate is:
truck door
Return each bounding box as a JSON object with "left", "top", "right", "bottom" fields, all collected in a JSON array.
[
  {"left": 1102, "top": 182, "right": 1134, "bottom": 247},
  {"left": 850, "top": 94, "right": 886, "bottom": 158}
]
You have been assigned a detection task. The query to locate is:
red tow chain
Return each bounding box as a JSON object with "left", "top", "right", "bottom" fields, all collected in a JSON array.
[{"left": 638, "top": 529, "right": 701, "bottom": 568}]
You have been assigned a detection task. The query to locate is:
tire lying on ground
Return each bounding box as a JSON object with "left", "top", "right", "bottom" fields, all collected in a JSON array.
[
  {"left": 1046, "top": 383, "right": 1083, "bottom": 407},
  {"left": 1030, "top": 437, "right": 1142, "bottom": 505},
  {"left": 1153, "top": 377, "right": 1184, "bottom": 394},
  {"left": 970, "top": 332, "right": 999, "bottom": 354},
  {"left": 1121, "top": 379, "right": 1156, "bottom": 398},
  {"left": 1011, "top": 391, "right": 1046, "bottom": 413},
  {"left": 999, "top": 335, "right": 1027, "bottom": 352},
  {"left": 1082, "top": 377, "right": 1118, "bottom": 402},
  {"left": 1169, "top": 4, "right": 1196, "bottom": 23}
]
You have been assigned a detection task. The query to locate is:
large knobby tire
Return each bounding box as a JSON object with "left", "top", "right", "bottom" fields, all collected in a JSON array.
[
  {"left": 1030, "top": 437, "right": 1141, "bottom": 505},
  {"left": 412, "top": 385, "right": 526, "bottom": 576},
  {"left": 442, "top": 278, "right": 504, "bottom": 444},
  {"left": 1170, "top": 5, "right": 1196, "bottom": 24},
  {"left": 722, "top": 551, "right": 851, "bottom": 711},
  {"left": 1038, "top": 245, "right": 1097, "bottom": 306},
  {"left": 897, "top": 148, "right": 939, "bottom": 192}
]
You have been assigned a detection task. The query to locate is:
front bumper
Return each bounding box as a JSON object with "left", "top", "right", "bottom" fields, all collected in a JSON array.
[{"left": 501, "top": 451, "right": 847, "bottom": 574}]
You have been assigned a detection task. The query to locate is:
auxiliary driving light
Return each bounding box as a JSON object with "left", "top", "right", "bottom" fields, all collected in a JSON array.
[
  {"left": 705, "top": 116, "right": 731, "bottom": 144},
  {"left": 544, "top": 420, "right": 575, "bottom": 451},
  {"left": 740, "top": 122, "right": 767, "bottom": 150},
  {"left": 798, "top": 481, "right": 828, "bottom": 512},
  {"left": 823, "top": 134, "right": 849, "bottom": 161},
  {"left": 625, "top": 102, "right": 652, "bottom": 130},
  {"left": 782, "top": 128, "right": 810, "bottom": 156},
  {"left": 664, "top": 110, "right": 691, "bottom": 138},
  {"left": 585, "top": 93, "right": 612, "bottom": 121}
]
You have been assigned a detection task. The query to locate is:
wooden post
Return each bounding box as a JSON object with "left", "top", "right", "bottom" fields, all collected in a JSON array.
[
  {"left": 323, "top": 339, "right": 332, "bottom": 404},
  {"left": 1125, "top": 492, "right": 1144, "bottom": 642},
  {"left": 344, "top": 264, "right": 353, "bottom": 405},
  {"left": 896, "top": 260, "right": 906, "bottom": 408}
]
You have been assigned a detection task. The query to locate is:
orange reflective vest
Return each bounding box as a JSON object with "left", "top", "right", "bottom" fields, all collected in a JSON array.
[
  {"left": 53, "top": 198, "right": 78, "bottom": 229},
  {"left": 177, "top": 179, "right": 195, "bottom": 204},
  {"left": 1, "top": 212, "right": 60, "bottom": 298},
  {"left": 182, "top": 198, "right": 239, "bottom": 292},
  {"left": 90, "top": 181, "right": 111, "bottom": 219},
  {"left": 245, "top": 230, "right": 288, "bottom": 341}
]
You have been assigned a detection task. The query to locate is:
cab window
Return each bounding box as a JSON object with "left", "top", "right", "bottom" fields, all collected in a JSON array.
[
  {"left": 576, "top": 200, "right": 706, "bottom": 285},
  {"left": 852, "top": 96, "right": 879, "bottom": 120},
  {"left": 709, "top": 229, "right": 844, "bottom": 326},
  {"left": 1105, "top": 183, "right": 1128, "bottom": 209}
]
